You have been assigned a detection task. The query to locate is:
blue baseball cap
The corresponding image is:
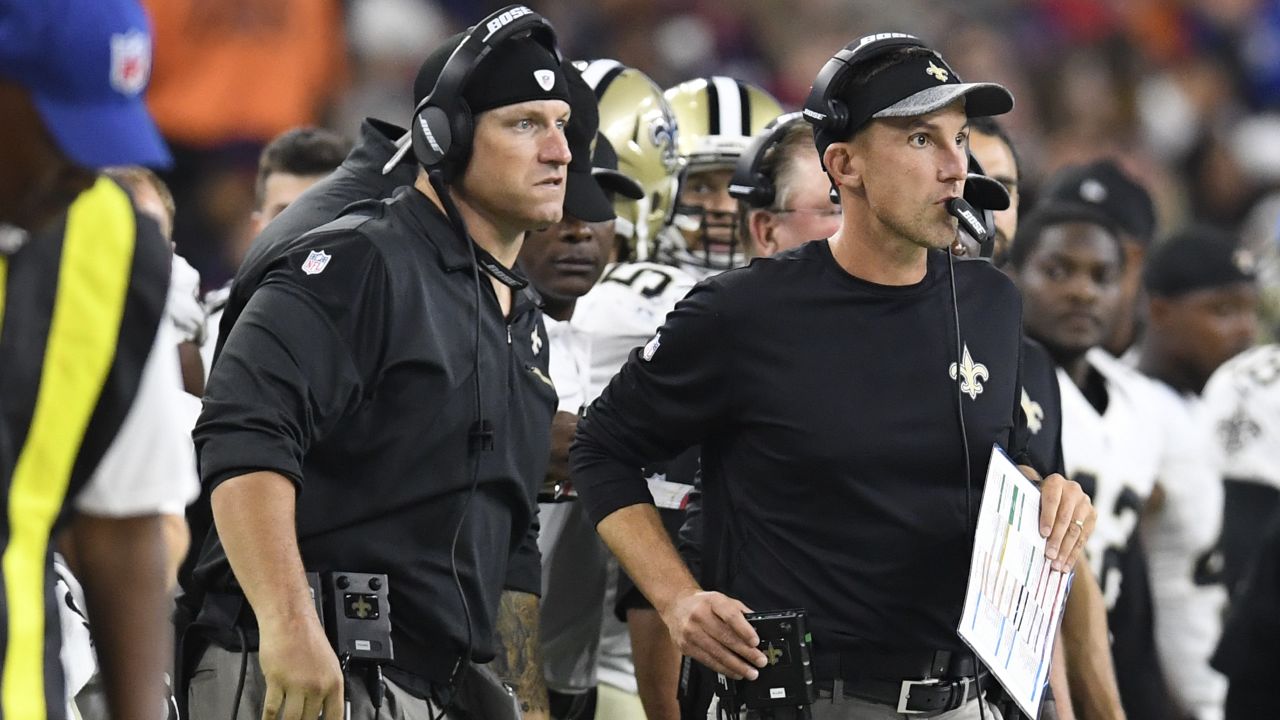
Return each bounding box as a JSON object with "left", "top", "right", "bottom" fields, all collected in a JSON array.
[{"left": 0, "top": 0, "right": 172, "bottom": 169}]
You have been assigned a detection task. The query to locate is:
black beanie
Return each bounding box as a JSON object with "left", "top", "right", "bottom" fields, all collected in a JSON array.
[
  {"left": 1143, "top": 226, "right": 1258, "bottom": 297},
  {"left": 414, "top": 33, "right": 569, "bottom": 116},
  {"left": 1042, "top": 160, "right": 1157, "bottom": 244}
]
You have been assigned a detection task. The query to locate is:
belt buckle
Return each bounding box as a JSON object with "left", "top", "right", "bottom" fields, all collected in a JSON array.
[{"left": 896, "top": 677, "right": 941, "bottom": 714}]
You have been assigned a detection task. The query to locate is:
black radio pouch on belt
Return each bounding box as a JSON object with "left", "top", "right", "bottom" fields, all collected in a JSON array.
[
  {"left": 739, "top": 610, "right": 815, "bottom": 709},
  {"left": 313, "top": 571, "right": 394, "bottom": 663},
  {"left": 713, "top": 610, "right": 815, "bottom": 718}
]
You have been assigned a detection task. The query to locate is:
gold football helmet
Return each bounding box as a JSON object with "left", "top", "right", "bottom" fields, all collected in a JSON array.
[
  {"left": 575, "top": 59, "right": 681, "bottom": 261},
  {"left": 662, "top": 77, "right": 784, "bottom": 273}
]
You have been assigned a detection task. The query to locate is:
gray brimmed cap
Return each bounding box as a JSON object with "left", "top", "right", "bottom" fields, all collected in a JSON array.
[
  {"left": 873, "top": 80, "right": 1014, "bottom": 120},
  {"left": 860, "top": 52, "right": 1013, "bottom": 123},
  {"left": 834, "top": 49, "right": 1013, "bottom": 134}
]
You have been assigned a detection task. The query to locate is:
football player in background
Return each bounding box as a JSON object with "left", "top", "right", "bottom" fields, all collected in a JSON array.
[
  {"left": 568, "top": 59, "right": 694, "bottom": 720},
  {"left": 1009, "top": 201, "right": 1223, "bottom": 720},
  {"left": 656, "top": 76, "right": 783, "bottom": 280},
  {"left": 1132, "top": 226, "right": 1258, "bottom": 720}
]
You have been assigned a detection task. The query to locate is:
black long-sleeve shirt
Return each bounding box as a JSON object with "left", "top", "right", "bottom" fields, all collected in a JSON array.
[
  {"left": 572, "top": 241, "right": 1029, "bottom": 657},
  {"left": 193, "top": 187, "right": 557, "bottom": 685}
]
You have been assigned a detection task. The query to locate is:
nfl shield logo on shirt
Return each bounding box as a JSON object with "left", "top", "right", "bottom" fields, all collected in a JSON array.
[
  {"left": 301, "top": 250, "right": 331, "bottom": 275},
  {"left": 642, "top": 332, "right": 661, "bottom": 362}
]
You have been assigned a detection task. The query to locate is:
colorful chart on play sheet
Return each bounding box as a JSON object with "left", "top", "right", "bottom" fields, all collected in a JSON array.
[{"left": 959, "top": 445, "right": 1073, "bottom": 720}]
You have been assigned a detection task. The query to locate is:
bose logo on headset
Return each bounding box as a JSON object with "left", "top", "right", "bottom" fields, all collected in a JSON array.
[
  {"left": 855, "top": 32, "right": 918, "bottom": 49},
  {"left": 418, "top": 115, "right": 444, "bottom": 155},
  {"left": 945, "top": 198, "right": 988, "bottom": 243},
  {"left": 482, "top": 5, "right": 534, "bottom": 41}
]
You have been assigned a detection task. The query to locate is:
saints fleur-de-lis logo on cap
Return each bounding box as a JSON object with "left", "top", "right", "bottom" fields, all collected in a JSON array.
[
  {"left": 949, "top": 344, "right": 989, "bottom": 400},
  {"left": 926, "top": 60, "right": 949, "bottom": 83}
]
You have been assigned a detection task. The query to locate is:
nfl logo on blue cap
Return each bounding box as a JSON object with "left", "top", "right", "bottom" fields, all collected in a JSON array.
[{"left": 0, "top": 0, "right": 172, "bottom": 169}]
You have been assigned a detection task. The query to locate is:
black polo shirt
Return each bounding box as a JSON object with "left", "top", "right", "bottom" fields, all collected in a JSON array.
[
  {"left": 181, "top": 119, "right": 422, "bottom": 595},
  {"left": 184, "top": 118, "right": 541, "bottom": 605},
  {"left": 215, "top": 118, "right": 415, "bottom": 361},
  {"left": 193, "top": 186, "right": 557, "bottom": 684},
  {"left": 572, "top": 241, "right": 1030, "bottom": 657}
]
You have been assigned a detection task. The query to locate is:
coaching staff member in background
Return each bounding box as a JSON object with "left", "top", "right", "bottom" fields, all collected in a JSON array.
[
  {"left": 572, "top": 33, "right": 1095, "bottom": 718},
  {"left": 190, "top": 8, "right": 568, "bottom": 718}
]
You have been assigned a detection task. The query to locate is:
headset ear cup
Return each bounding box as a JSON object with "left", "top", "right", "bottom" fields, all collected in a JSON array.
[
  {"left": 827, "top": 98, "right": 849, "bottom": 137},
  {"left": 752, "top": 173, "right": 774, "bottom": 208},
  {"left": 413, "top": 104, "right": 454, "bottom": 170},
  {"left": 444, "top": 100, "right": 474, "bottom": 180}
]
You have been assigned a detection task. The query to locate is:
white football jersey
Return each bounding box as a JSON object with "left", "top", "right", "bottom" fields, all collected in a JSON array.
[
  {"left": 1059, "top": 349, "right": 1163, "bottom": 605},
  {"left": 574, "top": 261, "right": 697, "bottom": 398},
  {"left": 1062, "top": 348, "right": 1225, "bottom": 718},
  {"left": 166, "top": 253, "right": 205, "bottom": 346},
  {"left": 538, "top": 315, "right": 608, "bottom": 692},
  {"left": 572, "top": 261, "right": 695, "bottom": 693},
  {"left": 199, "top": 281, "right": 232, "bottom": 383},
  {"left": 1202, "top": 344, "right": 1280, "bottom": 489},
  {"left": 543, "top": 315, "right": 592, "bottom": 414},
  {"left": 1139, "top": 387, "right": 1227, "bottom": 720}
]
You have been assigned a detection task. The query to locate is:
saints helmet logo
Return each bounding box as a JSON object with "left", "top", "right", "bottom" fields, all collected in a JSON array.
[
  {"left": 926, "top": 61, "right": 949, "bottom": 83},
  {"left": 949, "top": 344, "right": 989, "bottom": 400},
  {"left": 648, "top": 110, "right": 679, "bottom": 175}
]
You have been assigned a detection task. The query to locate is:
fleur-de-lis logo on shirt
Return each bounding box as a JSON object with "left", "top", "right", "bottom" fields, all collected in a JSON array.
[
  {"left": 1219, "top": 405, "right": 1261, "bottom": 454},
  {"left": 949, "top": 344, "right": 989, "bottom": 400},
  {"left": 531, "top": 328, "right": 543, "bottom": 355},
  {"left": 1021, "top": 388, "right": 1044, "bottom": 434}
]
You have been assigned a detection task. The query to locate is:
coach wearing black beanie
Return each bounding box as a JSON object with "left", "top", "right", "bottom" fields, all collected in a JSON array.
[{"left": 191, "top": 8, "right": 573, "bottom": 719}]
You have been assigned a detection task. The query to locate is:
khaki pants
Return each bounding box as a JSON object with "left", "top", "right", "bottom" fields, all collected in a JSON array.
[
  {"left": 595, "top": 683, "right": 648, "bottom": 720},
  {"left": 186, "top": 646, "right": 447, "bottom": 720}
]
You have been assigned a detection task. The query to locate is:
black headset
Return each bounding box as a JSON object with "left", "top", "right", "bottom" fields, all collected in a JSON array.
[
  {"left": 728, "top": 112, "right": 806, "bottom": 209},
  {"left": 802, "top": 32, "right": 934, "bottom": 146},
  {"left": 964, "top": 154, "right": 1001, "bottom": 258},
  {"left": 409, "top": 4, "right": 561, "bottom": 179}
]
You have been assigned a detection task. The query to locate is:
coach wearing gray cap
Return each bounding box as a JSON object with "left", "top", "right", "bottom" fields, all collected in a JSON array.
[{"left": 572, "top": 33, "right": 1094, "bottom": 719}]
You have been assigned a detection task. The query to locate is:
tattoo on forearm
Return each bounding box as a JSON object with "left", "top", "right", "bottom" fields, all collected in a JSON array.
[{"left": 493, "top": 590, "right": 549, "bottom": 714}]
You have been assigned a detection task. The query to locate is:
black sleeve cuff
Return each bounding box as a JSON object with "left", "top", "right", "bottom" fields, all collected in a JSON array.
[
  {"left": 570, "top": 418, "right": 656, "bottom": 526},
  {"left": 573, "top": 457, "right": 655, "bottom": 528},
  {"left": 503, "top": 527, "right": 543, "bottom": 596},
  {"left": 614, "top": 572, "right": 650, "bottom": 619}
]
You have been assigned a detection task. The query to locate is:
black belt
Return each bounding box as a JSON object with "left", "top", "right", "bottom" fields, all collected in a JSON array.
[
  {"left": 838, "top": 673, "right": 994, "bottom": 715},
  {"left": 813, "top": 648, "right": 979, "bottom": 682},
  {"left": 813, "top": 649, "right": 990, "bottom": 716}
]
